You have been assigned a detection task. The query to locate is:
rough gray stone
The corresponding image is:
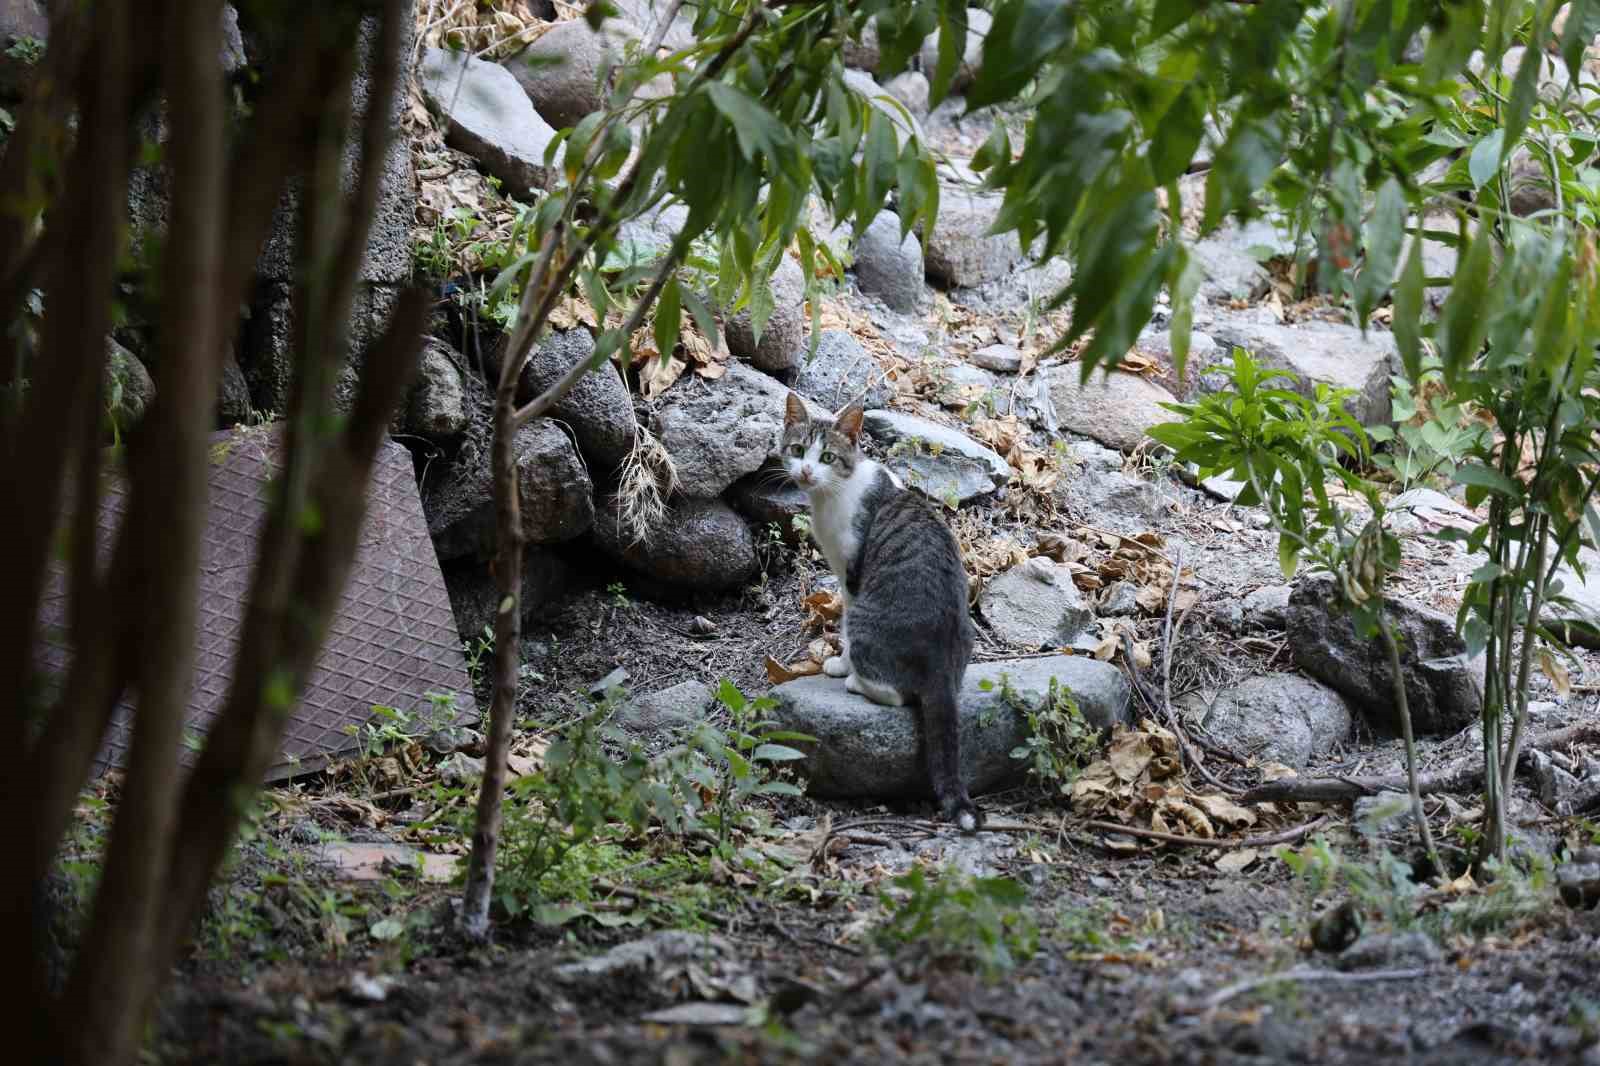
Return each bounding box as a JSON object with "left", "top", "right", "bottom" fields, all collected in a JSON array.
[
  {"left": 1099, "top": 581, "right": 1139, "bottom": 617},
  {"left": 616, "top": 680, "right": 713, "bottom": 735},
  {"left": 419, "top": 47, "right": 560, "bottom": 200},
  {"left": 770, "top": 654, "right": 1133, "bottom": 799},
  {"left": 1135, "top": 326, "right": 1219, "bottom": 399},
  {"left": 442, "top": 547, "right": 572, "bottom": 642},
  {"left": 1287, "top": 574, "right": 1484, "bottom": 736},
  {"left": 1336, "top": 931, "right": 1442, "bottom": 971},
  {"left": 403, "top": 338, "right": 469, "bottom": 440},
  {"left": 1190, "top": 218, "right": 1297, "bottom": 303},
  {"left": 1046, "top": 365, "right": 1180, "bottom": 453},
  {"left": 840, "top": 16, "right": 880, "bottom": 71},
  {"left": 504, "top": 17, "right": 641, "bottom": 132},
  {"left": 1179, "top": 674, "right": 1354, "bottom": 769},
  {"left": 1547, "top": 546, "right": 1600, "bottom": 649},
  {"left": 864, "top": 408, "right": 1010, "bottom": 505},
  {"left": 979, "top": 558, "right": 1094, "bottom": 649},
  {"left": 853, "top": 211, "right": 924, "bottom": 313},
  {"left": 219, "top": 4, "right": 246, "bottom": 76},
  {"left": 924, "top": 183, "right": 1022, "bottom": 289},
  {"left": 652, "top": 362, "right": 795, "bottom": 498},
  {"left": 1064, "top": 438, "right": 1123, "bottom": 474},
  {"left": 970, "top": 343, "right": 1022, "bottom": 374},
  {"left": 610, "top": 0, "right": 696, "bottom": 50},
  {"left": 724, "top": 256, "right": 806, "bottom": 373},
  {"left": 104, "top": 338, "right": 155, "bottom": 433},
  {"left": 1241, "top": 584, "right": 1292, "bottom": 630},
  {"left": 509, "top": 328, "right": 636, "bottom": 472},
  {"left": 423, "top": 418, "right": 593, "bottom": 560},
  {"left": 217, "top": 354, "right": 254, "bottom": 428},
  {"left": 793, "top": 330, "right": 893, "bottom": 411},
  {"left": 240, "top": 283, "right": 404, "bottom": 415},
  {"left": 917, "top": 7, "right": 992, "bottom": 94},
  {"left": 882, "top": 70, "right": 930, "bottom": 118},
  {"left": 1204, "top": 316, "right": 1400, "bottom": 427},
  {"left": 593, "top": 497, "right": 757, "bottom": 593},
  {"left": 1056, "top": 467, "right": 1166, "bottom": 532}
]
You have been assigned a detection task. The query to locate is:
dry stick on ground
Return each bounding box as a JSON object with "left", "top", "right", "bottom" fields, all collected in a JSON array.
[
  {"left": 1080, "top": 813, "right": 1332, "bottom": 850},
  {"left": 1197, "top": 966, "right": 1429, "bottom": 1012},
  {"left": 1238, "top": 723, "right": 1600, "bottom": 804}
]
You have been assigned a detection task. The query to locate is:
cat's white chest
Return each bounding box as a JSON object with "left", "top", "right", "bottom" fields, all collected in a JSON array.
[{"left": 805, "top": 460, "right": 897, "bottom": 585}]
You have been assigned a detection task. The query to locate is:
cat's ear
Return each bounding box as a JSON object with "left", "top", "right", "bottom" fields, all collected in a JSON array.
[
  {"left": 834, "top": 404, "right": 864, "bottom": 443},
  {"left": 784, "top": 392, "right": 808, "bottom": 429}
]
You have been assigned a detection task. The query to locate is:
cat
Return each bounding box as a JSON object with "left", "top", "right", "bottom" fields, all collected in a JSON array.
[{"left": 780, "top": 393, "right": 981, "bottom": 831}]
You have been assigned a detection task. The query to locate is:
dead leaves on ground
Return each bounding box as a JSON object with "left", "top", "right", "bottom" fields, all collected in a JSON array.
[
  {"left": 1073, "top": 720, "right": 1273, "bottom": 854},
  {"left": 765, "top": 635, "right": 840, "bottom": 684}
]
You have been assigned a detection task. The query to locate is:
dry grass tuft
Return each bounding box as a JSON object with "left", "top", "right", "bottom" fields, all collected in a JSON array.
[{"left": 611, "top": 424, "right": 678, "bottom": 547}]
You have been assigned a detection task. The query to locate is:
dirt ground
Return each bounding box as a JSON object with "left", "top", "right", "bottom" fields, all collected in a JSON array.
[{"left": 138, "top": 461, "right": 1600, "bottom": 1066}]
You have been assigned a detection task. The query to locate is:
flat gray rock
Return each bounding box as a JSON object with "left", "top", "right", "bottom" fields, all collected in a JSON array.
[
  {"left": 1179, "top": 673, "right": 1355, "bottom": 769},
  {"left": 1046, "top": 366, "right": 1181, "bottom": 453},
  {"left": 1055, "top": 467, "right": 1166, "bottom": 532},
  {"left": 853, "top": 211, "right": 924, "bottom": 313},
  {"left": 916, "top": 6, "right": 992, "bottom": 94},
  {"left": 1286, "top": 574, "right": 1483, "bottom": 736},
  {"left": 419, "top": 47, "right": 560, "bottom": 200},
  {"left": 616, "top": 680, "right": 713, "bottom": 736},
  {"left": 770, "top": 654, "right": 1133, "bottom": 799},
  {"left": 1203, "top": 315, "right": 1399, "bottom": 427},
  {"left": 979, "top": 558, "right": 1094, "bottom": 649},
  {"left": 970, "top": 343, "right": 1022, "bottom": 374},
  {"left": 863, "top": 409, "right": 1010, "bottom": 505},
  {"left": 793, "top": 330, "right": 893, "bottom": 411}
]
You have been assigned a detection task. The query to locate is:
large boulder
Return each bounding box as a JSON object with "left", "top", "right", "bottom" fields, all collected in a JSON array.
[
  {"left": 1046, "top": 366, "right": 1181, "bottom": 453},
  {"left": 419, "top": 47, "right": 560, "bottom": 200},
  {"left": 792, "top": 330, "right": 893, "bottom": 411},
  {"left": 217, "top": 355, "right": 253, "bottom": 428},
  {"left": 862, "top": 408, "right": 1010, "bottom": 506},
  {"left": 723, "top": 256, "right": 806, "bottom": 373},
  {"left": 725, "top": 462, "right": 808, "bottom": 543},
  {"left": 923, "top": 183, "right": 1022, "bottom": 288},
  {"left": 1286, "top": 574, "right": 1483, "bottom": 736},
  {"left": 978, "top": 558, "right": 1094, "bottom": 650},
  {"left": 651, "top": 361, "right": 793, "bottom": 498},
  {"left": 842, "top": 68, "right": 924, "bottom": 147},
  {"left": 1178, "top": 674, "right": 1355, "bottom": 769},
  {"left": 506, "top": 328, "right": 636, "bottom": 472},
  {"left": 1188, "top": 219, "right": 1287, "bottom": 303},
  {"left": 1203, "top": 316, "right": 1399, "bottom": 427},
  {"left": 1055, "top": 467, "right": 1166, "bottom": 533},
  {"left": 853, "top": 210, "right": 924, "bottom": 313},
  {"left": 401, "top": 338, "right": 470, "bottom": 441},
  {"left": 593, "top": 497, "right": 757, "bottom": 593},
  {"left": 422, "top": 417, "right": 593, "bottom": 560},
  {"left": 104, "top": 338, "right": 155, "bottom": 434},
  {"left": 504, "top": 17, "right": 642, "bottom": 132},
  {"left": 770, "top": 654, "right": 1133, "bottom": 799}
]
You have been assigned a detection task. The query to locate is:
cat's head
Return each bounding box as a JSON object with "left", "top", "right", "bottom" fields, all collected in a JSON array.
[{"left": 781, "top": 394, "right": 864, "bottom": 493}]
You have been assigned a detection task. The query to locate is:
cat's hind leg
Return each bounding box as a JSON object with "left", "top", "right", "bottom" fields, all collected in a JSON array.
[
  {"left": 823, "top": 614, "right": 851, "bottom": 677},
  {"left": 844, "top": 671, "right": 907, "bottom": 706}
]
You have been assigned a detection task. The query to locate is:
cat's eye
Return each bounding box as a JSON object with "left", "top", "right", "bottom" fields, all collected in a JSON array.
[
  {"left": 820, "top": 451, "right": 836, "bottom": 464},
  {"left": 787, "top": 443, "right": 804, "bottom": 456}
]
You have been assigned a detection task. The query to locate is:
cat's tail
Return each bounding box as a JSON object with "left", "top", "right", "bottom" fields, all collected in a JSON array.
[{"left": 919, "top": 680, "right": 982, "bottom": 833}]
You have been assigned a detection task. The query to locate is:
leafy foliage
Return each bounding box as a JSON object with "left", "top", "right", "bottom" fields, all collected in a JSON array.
[{"left": 874, "top": 865, "right": 1039, "bottom": 978}]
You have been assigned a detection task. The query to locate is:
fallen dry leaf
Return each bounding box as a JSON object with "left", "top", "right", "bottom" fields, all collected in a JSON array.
[
  {"left": 765, "top": 656, "right": 822, "bottom": 684},
  {"left": 1193, "top": 793, "right": 1259, "bottom": 829},
  {"left": 1215, "top": 848, "right": 1259, "bottom": 874}
]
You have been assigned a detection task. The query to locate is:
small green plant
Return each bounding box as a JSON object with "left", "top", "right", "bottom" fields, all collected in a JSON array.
[
  {"left": 983, "top": 675, "right": 1100, "bottom": 795},
  {"left": 606, "top": 580, "right": 629, "bottom": 609},
  {"left": 5, "top": 35, "right": 44, "bottom": 65},
  {"left": 344, "top": 702, "right": 422, "bottom": 761},
  {"left": 789, "top": 513, "right": 811, "bottom": 540},
  {"left": 875, "top": 865, "right": 1038, "bottom": 979},
  {"left": 1366, "top": 358, "right": 1489, "bottom": 491},
  {"left": 463, "top": 624, "right": 494, "bottom": 688},
  {"left": 682, "top": 679, "right": 809, "bottom": 853}
]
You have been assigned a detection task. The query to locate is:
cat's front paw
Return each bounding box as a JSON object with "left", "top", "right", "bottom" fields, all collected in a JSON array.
[{"left": 823, "top": 655, "right": 850, "bottom": 678}]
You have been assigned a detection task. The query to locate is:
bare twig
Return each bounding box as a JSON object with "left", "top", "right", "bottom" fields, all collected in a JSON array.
[
  {"left": 1197, "top": 966, "right": 1428, "bottom": 1012},
  {"left": 1081, "top": 814, "right": 1331, "bottom": 850}
]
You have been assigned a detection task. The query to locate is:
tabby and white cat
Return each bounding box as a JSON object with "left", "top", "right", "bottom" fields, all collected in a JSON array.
[{"left": 781, "top": 394, "right": 980, "bottom": 831}]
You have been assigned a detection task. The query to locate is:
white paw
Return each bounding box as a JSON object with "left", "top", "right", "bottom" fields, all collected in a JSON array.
[
  {"left": 844, "top": 671, "right": 863, "bottom": 695},
  {"left": 823, "top": 655, "right": 850, "bottom": 678}
]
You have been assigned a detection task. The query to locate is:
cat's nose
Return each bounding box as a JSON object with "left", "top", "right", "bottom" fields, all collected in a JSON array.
[{"left": 799, "top": 465, "right": 814, "bottom": 483}]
